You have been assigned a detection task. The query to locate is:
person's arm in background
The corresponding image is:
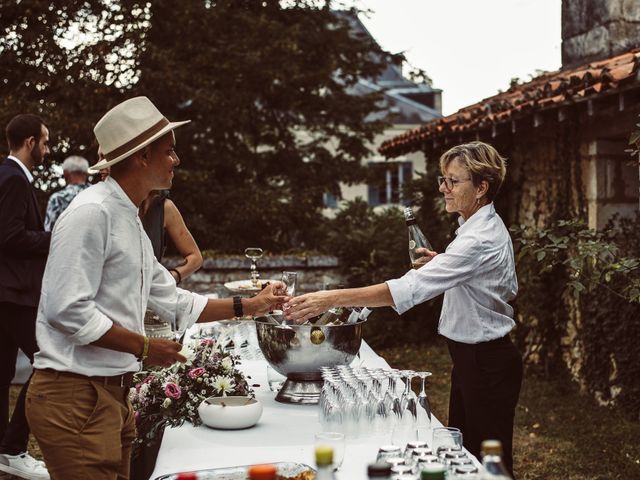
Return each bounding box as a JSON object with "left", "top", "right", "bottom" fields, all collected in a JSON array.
[{"left": 163, "top": 198, "right": 203, "bottom": 283}]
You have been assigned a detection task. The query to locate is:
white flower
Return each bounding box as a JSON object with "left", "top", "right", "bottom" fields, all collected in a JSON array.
[
  {"left": 139, "top": 383, "right": 150, "bottom": 397},
  {"left": 162, "top": 398, "right": 172, "bottom": 408},
  {"left": 212, "top": 375, "right": 235, "bottom": 395},
  {"left": 221, "top": 357, "right": 233, "bottom": 373}
]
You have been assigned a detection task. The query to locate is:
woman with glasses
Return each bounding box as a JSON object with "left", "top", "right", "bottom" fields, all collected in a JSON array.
[{"left": 285, "top": 141, "right": 522, "bottom": 476}]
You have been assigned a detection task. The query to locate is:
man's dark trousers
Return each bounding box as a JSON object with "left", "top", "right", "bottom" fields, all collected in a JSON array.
[
  {"left": 0, "top": 303, "right": 38, "bottom": 454},
  {"left": 0, "top": 157, "right": 51, "bottom": 455}
]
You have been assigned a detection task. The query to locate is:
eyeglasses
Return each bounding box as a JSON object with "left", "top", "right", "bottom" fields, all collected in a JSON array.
[{"left": 437, "top": 175, "right": 472, "bottom": 190}]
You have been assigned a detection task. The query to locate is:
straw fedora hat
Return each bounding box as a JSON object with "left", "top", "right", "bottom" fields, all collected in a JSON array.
[
  {"left": 88, "top": 158, "right": 108, "bottom": 174},
  {"left": 92, "top": 96, "right": 190, "bottom": 170}
]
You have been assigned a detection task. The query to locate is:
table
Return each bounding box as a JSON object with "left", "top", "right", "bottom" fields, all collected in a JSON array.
[{"left": 150, "top": 327, "right": 474, "bottom": 480}]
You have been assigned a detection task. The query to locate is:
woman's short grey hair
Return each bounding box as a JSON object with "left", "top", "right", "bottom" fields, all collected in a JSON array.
[
  {"left": 61, "top": 155, "right": 89, "bottom": 173},
  {"left": 439, "top": 141, "right": 507, "bottom": 202}
]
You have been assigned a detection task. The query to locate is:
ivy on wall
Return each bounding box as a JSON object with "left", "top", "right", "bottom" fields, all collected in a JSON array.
[{"left": 511, "top": 215, "right": 640, "bottom": 419}]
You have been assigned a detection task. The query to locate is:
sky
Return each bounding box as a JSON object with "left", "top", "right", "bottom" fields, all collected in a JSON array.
[{"left": 356, "top": 0, "right": 562, "bottom": 115}]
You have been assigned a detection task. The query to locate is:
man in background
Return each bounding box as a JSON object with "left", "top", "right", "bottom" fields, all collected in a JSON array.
[
  {"left": 0, "top": 114, "right": 51, "bottom": 479},
  {"left": 44, "top": 155, "right": 91, "bottom": 232}
]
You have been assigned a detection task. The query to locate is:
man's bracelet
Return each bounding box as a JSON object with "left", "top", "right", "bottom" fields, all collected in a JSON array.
[
  {"left": 169, "top": 268, "right": 182, "bottom": 284},
  {"left": 138, "top": 336, "right": 150, "bottom": 362}
]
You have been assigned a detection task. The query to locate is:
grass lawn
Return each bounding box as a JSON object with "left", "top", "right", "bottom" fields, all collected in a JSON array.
[
  {"left": 5, "top": 337, "right": 639, "bottom": 479},
  {"left": 378, "top": 337, "right": 640, "bottom": 480}
]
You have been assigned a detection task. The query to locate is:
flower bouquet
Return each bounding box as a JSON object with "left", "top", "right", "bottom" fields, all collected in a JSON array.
[{"left": 129, "top": 339, "right": 253, "bottom": 453}]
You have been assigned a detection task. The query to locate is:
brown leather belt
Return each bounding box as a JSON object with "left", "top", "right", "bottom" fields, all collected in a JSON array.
[{"left": 40, "top": 368, "right": 135, "bottom": 388}]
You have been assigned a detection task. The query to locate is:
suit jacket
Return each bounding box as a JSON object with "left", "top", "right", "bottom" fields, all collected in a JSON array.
[{"left": 0, "top": 157, "right": 51, "bottom": 307}]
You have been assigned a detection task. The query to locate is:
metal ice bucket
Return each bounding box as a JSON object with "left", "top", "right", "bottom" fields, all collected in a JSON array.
[{"left": 254, "top": 316, "right": 365, "bottom": 404}]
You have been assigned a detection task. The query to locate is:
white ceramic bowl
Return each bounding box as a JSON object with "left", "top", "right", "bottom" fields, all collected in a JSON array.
[{"left": 197, "top": 396, "right": 263, "bottom": 430}]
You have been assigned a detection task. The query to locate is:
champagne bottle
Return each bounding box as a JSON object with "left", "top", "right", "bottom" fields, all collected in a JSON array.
[
  {"left": 479, "top": 440, "right": 512, "bottom": 479},
  {"left": 315, "top": 445, "right": 336, "bottom": 480},
  {"left": 404, "top": 207, "right": 433, "bottom": 269},
  {"left": 314, "top": 306, "right": 344, "bottom": 326}
]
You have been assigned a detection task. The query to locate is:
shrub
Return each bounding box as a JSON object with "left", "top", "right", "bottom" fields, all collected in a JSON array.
[{"left": 511, "top": 215, "right": 640, "bottom": 419}]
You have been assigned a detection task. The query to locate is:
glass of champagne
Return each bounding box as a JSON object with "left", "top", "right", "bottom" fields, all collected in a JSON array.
[
  {"left": 244, "top": 247, "right": 263, "bottom": 287},
  {"left": 281, "top": 271, "right": 297, "bottom": 297}
]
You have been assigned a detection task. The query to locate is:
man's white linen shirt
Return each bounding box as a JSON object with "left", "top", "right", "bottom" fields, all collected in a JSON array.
[
  {"left": 34, "top": 176, "right": 208, "bottom": 376},
  {"left": 386, "top": 203, "right": 517, "bottom": 344}
]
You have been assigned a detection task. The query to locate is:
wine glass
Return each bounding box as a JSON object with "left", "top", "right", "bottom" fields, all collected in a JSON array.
[
  {"left": 416, "top": 371, "right": 433, "bottom": 427},
  {"left": 432, "top": 427, "right": 463, "bottom": 456},
  {"left": 244, "top": 247, "right": 263, "bottom": 287}
]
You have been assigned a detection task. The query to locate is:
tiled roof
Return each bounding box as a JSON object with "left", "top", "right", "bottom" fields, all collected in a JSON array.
[{"left": 379, "top": 48, "right": 640, "bottom": 157}]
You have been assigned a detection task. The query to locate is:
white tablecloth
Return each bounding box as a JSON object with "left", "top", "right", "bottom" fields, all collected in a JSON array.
[{"left": 151, "top": 335, "right": 463, "bottom": 480}]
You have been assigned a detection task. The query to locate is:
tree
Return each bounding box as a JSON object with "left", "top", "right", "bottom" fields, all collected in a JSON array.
[
  {"left": 133, "top": 0, "right": 390, "bottom": 252},
  {"left": 1, "top": 1, "right": 391, "bottom": 253},
  {"left": 0, "top": 1, "right": 148, "bottom": 196}
]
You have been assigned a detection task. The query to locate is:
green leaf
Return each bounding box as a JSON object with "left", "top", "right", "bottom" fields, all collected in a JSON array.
[
  {"left": 629, "top": 131, "right": 640, "bottom": 145},
  {"left": 536, "top": 251, "right": 546, "bottom": 261}
]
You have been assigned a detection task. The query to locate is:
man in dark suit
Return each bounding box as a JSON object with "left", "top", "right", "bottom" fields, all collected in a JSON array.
[{"left": 0, "top": 114, "right": 51, "bottom": 479}]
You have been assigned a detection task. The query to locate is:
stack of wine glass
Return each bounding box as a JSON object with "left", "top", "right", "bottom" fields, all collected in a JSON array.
[{"left": 318, "top": 366, "right": 433, "bottom": 442}]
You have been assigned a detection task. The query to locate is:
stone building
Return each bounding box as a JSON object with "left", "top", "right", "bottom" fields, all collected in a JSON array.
[{"left": 379, "top": 0, "right": 640, "bottom": 230}]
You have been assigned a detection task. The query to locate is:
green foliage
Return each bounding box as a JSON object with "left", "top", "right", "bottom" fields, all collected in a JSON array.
[
  {"left": 324, "top": 198, "right": 406, "bottom": 285},
  {"left": 0, "top": 1, "right": 147, "bottom": 189},
  {"left": 511, "top": 216, "right": 640, "bottom": 418},
  {"left": 131, "top": 0, "right": 391, "bottom": 252},
  {"left": 0, "top": 1, "right": 393, "bottom": 252}
]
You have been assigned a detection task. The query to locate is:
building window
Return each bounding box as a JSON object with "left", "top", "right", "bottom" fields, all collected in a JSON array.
[
  {"left": 323, "top": 192, "right": 338, "bottom": 209},
  {"left": 367, "top": 161, "right": 413, "bottom": 206}
]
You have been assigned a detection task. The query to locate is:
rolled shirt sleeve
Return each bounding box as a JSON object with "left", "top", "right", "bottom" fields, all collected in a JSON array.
[
  {"left": 386, "top": 235, "right": 485, "bottom": 315},
  {"left": 147, "top": 259, "right": 208, "bottom": 332},
  {"left": 40, "top": 203, "right": 114, "bottom": 345}
]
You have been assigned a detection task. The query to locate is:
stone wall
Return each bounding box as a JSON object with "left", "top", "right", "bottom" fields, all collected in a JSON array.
[
  {"left": 164, "top": 254, "right": 345, "bottom": 296},
  {"left": 562, "top": 0, "right": 640, "bottom": 68}
]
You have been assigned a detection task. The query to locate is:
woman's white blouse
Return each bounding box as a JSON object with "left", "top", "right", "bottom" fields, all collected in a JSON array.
[{"left": 386, "top": 203, "right": 518, "bottom": 344}]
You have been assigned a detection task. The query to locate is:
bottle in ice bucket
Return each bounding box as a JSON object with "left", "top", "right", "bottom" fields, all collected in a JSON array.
[
  {"left": 248, "top": 464, "right": 277, "bottom": 480},
  {"left": 314, "top": 306, "right": 347, "bottom": 326},
  {"left": 404, "top": 207, "right": 433, "bottom": 269},
  {"left": 479, "top": 440, "right": 512, "bottom": 479},
  {"left": 367, "top": 462, "right": 392, "bottom": 479},
  {"left": 420, "top": 463, "right": 446, "bottom": 479},
  {"left": 315, "top": 445, "right": 336, "bottom": 480}
]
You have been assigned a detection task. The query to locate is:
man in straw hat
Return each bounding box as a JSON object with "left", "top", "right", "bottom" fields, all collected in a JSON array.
[{"left": 25, "top": 97, "right": 285, "bottom": 479}]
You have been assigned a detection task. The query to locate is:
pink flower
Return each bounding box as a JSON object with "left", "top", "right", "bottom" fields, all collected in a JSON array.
[
  {"left": 134, "top": 411, "right": 141, "bottom": 425},
  {"left": 164, "top": 382, "right": 182, "bottom": 399},
  {"left": 188, "top": 367, "right": 206, "bottom": 379},
  {"left": 143, "top": 375, "right": 156, "bottom": 384},
  {"left": 201, "top": 339, "right": 215, "bottom": 347}
]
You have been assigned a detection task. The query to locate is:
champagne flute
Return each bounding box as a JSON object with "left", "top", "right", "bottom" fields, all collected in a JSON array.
[
  {"left": 244, "top": 247, "right": 263, "bottom": 287},
  {"left": 281, "top": 271, "right": 297, "bottom": 297},
  {"left": 416, "top": 371, "right": 433, "bottom": 426}
]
